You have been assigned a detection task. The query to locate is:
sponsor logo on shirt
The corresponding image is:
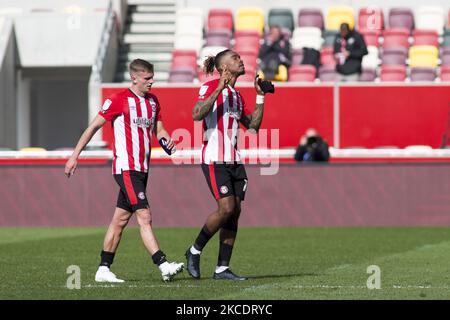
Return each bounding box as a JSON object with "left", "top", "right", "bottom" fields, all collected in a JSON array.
[
  {"left": 101, "top": 99, "right": 112, "bottom": 113},
  {"left": 199, "top": 85, "right": 209, "bottom": 99},
  {"left": 133, "top": 117, "right": 152, "bottom": 128}
]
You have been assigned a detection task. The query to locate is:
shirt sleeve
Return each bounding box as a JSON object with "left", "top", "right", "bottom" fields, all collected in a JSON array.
[
  {"left": 98, "top": 95, "right": 122, "bottom": 121},
  {"left": 197, "top": 82, "right": 216, "bottom": 101},
  {"left": 151, "top": 95, "right": 162, "bottom": 122}
]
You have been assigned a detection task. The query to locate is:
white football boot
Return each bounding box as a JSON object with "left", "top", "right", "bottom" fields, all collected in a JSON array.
[
  {"left": 159, "top": 261, "right": 184, "bottom": 282},
  {"left": 95, "top": 266, "right": 125, "bottom": 283}
]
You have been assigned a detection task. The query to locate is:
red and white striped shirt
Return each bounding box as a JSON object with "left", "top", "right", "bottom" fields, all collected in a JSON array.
[
  {"left": 99, "top": 89, "right": 161, "bottom": 174},
  {"left": 198, "top": 79, "right": 249, "bottom": 164}
]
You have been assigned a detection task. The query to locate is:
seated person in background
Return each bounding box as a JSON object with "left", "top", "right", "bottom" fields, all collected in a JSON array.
[
  {"left": 294, "top": 128, "right": 330, "bottom": 162},
  {"left": 333, "top": 23, "right": 368, "bottom": 82},
  {"left": 258, "top": 25, "right": 292, "bottom": 81}
]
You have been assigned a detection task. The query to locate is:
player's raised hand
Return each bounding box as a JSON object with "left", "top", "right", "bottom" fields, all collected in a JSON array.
[
  {"left": 64, "top": 157, "right": 78, "bottom": 178},
  {"left": 218, "top": 67, "right": 231, "bottom": 90},
  {"left": 254, "top": 74, "right": 265, "bottom": 96}
]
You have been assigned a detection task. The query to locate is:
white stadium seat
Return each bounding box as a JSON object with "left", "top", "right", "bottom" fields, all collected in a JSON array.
[
  {"left": 415, "top": 6, "right": 445, "bottom": 35},
  {"left": 199, "top": 46, "right": 228, "bottom": 65},
  {"left": 175, "top": 8, "right": 204, "bottom": 36},
  {"left": 362, "top": 46, "right": 380, "bottom": 69},
  {"left": 292, "top": 27, "right": 322, "bottom": 50},
  {"left": 174, "top": 32, "right": 204, "bottom": 53}
]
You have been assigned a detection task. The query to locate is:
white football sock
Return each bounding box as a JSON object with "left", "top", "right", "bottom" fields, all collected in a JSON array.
[
  {"left": 98, "top": 266, "right": 110, "bottom": 272},
  {"left": 190, "top": 245, "right": 201, "bottom": 255},
  {"left": 215, "top": 266, "right": 229, "bottom": 273}
]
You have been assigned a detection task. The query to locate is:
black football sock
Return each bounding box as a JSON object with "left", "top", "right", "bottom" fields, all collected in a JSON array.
[
  {"left": 99, "top": 250, "right": 115, "bottom": 268},
  {"left": 217, "top": 243, "right": 233, "bottom": 267},
  {"left": 193, "top": 226, "right": 213, "bottom": 251},
  {"left": 152, "top": 250, "right": 167, "bottom": 266}
]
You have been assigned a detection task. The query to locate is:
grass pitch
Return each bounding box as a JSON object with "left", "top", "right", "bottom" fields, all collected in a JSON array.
[{"left": 1, "top": 227, "right": 450, "bottom": 300}]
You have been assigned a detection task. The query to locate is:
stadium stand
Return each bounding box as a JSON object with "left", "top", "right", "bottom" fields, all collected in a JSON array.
[
  {"left": 413, "top": 29, "right": 439, "bottom": 47},
  {"left": 360, "top": 29, "right": 380, "bottom": 47},
  {"left": 320, "top": 47, "right": 336, "bottom": 66},
  {"left": 359, "top": 68, "right": 377, "bottom": 81},
  {"left": 234, "top": 30, "right": 261, "bottom": 52},
  {"left": 292, "top": 27, "right": 322, "bottom": 51},
  {"left": 318, "top": 65, "right": 337, "bottom": 82},
  {"left": 358, "top": 7, "right": 384, "bottom": 31},
  {"left": 204, "top": 29, "right": 232, "bottom": 47},
  {"left": 168, "top": 67, "right": 196, "bottom": 83},
  {"left": 381, "top": 48, "right": 408, "bottom": 65},
  {"left": 410, "top": 67, "right": 436, "bottom": 81},
  {"left": 415, "top": 6, "right": 445, "bottom": 35},
  {"left": 382, "top": 28, "right": 410, "bottom": 50}
]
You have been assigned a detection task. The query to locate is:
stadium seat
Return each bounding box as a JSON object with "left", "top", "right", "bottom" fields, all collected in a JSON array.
[
  {"left": 388, "top": 8, "right": 414, "bottom": 31},
  {"left": 268, "top": 8, "right": 294, "bottom": 32},
  {"left": 440, "top": 65, "right": 450, "bottom": 81},
  {"left": 381, "top": 48, "right": 407, "bottom": 65},
  {"left": 410, "top": 67, "right": 436, "bottom": 81},
  {"left": 199, "top": 46, "right": 229, "bottom": 66},
  {"left": 380, "top": 65, "right": 406, "bottom": 81},
  {"left": 274, "top": 64, "right": 288, "bottom": 82},
  {"left": 441, "top": 48, "right": 450, "bottom": 65},
  {"left": 359, "top": 68, "right": 377, "bottom": 81},
  {"left": 288, "top": 65, "right": 317, "bottom": 82},
  {"left": 171, "top": 50, "right": 197, "bottom": 72},
  {"left": 325, "top": 6, "right": 355, "bottom": 31},
  {"left": 175, "top": 8, "right": 204, "bottom": 36},
  {"left": 235, "top": 7, "right": 265, "bottom": 35},
  {"left": 237, "top": 71, "right": 257, "bottom": 83},
  {"left": 204, "top": 29, "right": 232, "bottom": 47},
  {"left": 362, "top": 46, "right": 379, "bottom": 70},
  {"left": 207, "top": 9, "right": 233, "bottom": 32},
  {"left": 358, "top": 7, "right": 384, "bottom": 31},
  {"left": 322, "top": 30, "right": 339, "bottom": 47},
  {"left": 291, "top": 48, "right": 304, "bottom": 65},
  {"left": 319, "top": 65, "right": 337, "bottom": 82},
  {"left": 174, "top": 32, "right": 204, "bottom": 53},
  {"left": 408, "top": 45, "right": 439, "bottom": 68},
  {"left": 413, "top": 29, "right": 439, "bottom": 47},
  {"left": 20, "top": 147, "right": 47, "bottom": 152},
  {"left": 320, "top": 47, "right": 336, "bottom": 66},
  {"left": 292, "top": 27, "right": 322, "bottom": 50},
  {"left": 415, "top": 6, "right": 445, "bottom": 35},
  {"left": 298, "top": 8, "right": 324, "bottom": 30},
  {"left": 443, "top": 29, "right": 450, "bottom": 48},
  {"left": 360, "top": 29, "right": 380, "bottom": 47},
  {"left": 382, "top": 28, "right": 410, "bottom": 50},
  {"left": 234, "top": 30, "right": 261, "bottom": 52},
  {"left": 168, "top": 67, "right": 196, "bottom": 83}
]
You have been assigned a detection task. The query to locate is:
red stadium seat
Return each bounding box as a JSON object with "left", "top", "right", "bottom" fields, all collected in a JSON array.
[
  {"left": 358, "top": 7, "right": 384, "bottom": 31},
  {"left": 205, "top": 29, "right": 232, "bottom": 47},
  {"left": 298, "top": 8, "right": 324, "bottom": 29},
  {"left": 171, "top": 50, "right": 197, "bottom": 72},
  {"left": 381, "top": 48, "right": 407, "bottom": 65},
  {"left": 382, "top": 28, "right": 410, "bottom": 49},
  {"left": 441, "top": 65, "right": 450, "bottom": 81},
  {"left": 410, "top": 67, "right": 436, "bottom": 82},
  {"left": 208, "top": 9, "right": 233, "bottom": 32},
  {"left": 318, "top": 65, "right": 337, "bottom": 82},
  {"left": 288, "top": 65, "right": 316, "bottom": 82},
  {"left": 442, "top": 47, "right": 450, "bottom": 66},
  {"left": 234, "top": 30, "right": 261, "bottom": 52},
  {"left": 320, "top": 47, "right": 336, "bottom": 66},
  {"left": 359, "top": 68, "right": 377, "bottom": 81},
  {"left": 413, "top": 29, "right": 439, "bottom": 47},
  {"left": 168, "top": 67, "right": 197, "bottom": 83},
  {"left": 360, "top": 29, "right": 380, "bottom": 47},
  {"left": 291, "top": 48, "right": 304, "bottom": 65},
  {"left": 380, "top": 65, "right": 406, "bottom": 81},
  {"left": 388, "top": 8, "right": 414, "bottom": 31}
]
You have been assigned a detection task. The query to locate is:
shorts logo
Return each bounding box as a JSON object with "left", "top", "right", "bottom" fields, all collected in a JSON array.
[
  {"left": 138, "top": 192, "right": 146, "bottom": 200},
  {"left": 220, "top": 186, "right": 229, "bottom": 194}
]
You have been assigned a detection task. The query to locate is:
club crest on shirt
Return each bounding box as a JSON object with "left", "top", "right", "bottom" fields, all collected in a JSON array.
[
  {"left": 149, "top": 98, "right": 157, "bottom": 112},
  {"left": 348, "top": 37, "right": 355, "bottom": 45},
  {"left": 138, "top": 192, "right": 146, "bottom": 200}
]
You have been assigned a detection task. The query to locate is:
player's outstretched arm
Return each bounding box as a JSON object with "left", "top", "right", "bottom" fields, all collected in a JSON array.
[
  {"left": 240, "top": 75, "right": 265, "bottom": 133},
  {"left": 192, "top": 69, "right": 231, "bottom": 121},
  {"left": 64, "top": 114, "right": 106, "bottom": 178}
]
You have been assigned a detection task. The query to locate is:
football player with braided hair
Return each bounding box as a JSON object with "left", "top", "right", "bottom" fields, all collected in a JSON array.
[{"left": 186, "top": 49, "right": 274, "bottom": 280}]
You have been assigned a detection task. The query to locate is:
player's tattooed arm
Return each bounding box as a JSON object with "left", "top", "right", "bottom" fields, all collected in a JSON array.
[
  {"left": 240, "top": 103, "right": 264, "bottom": 133},
  {"left": 192, "top": 89, "right": 222, "bottom": 121}
]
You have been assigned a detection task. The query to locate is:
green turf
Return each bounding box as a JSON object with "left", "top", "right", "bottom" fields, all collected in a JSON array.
[{"left": 1, "top": 227, "right": 450, "bottom": 299}]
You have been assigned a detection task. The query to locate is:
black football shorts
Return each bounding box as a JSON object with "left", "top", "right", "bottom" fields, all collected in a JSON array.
[
  {"left": 201, "top": 163, "right": 248, "bottom": 201},
  {"left": 114, "top": 170, "right": 149, "bottom": 212}
]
